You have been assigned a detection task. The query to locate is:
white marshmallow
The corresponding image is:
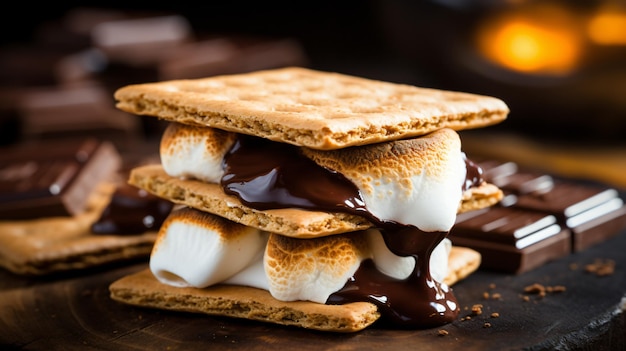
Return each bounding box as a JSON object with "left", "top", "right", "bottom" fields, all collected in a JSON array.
[
  {"left": 150, "top": 207, "right": 267, "bottom": 288},
  {"left": 223, "top": 250, "right": 269, "bottom": 290}
]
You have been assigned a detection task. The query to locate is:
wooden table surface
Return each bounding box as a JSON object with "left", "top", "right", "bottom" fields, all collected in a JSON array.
[{"left": 0, "top": 227, "right": 624, "bottom": 350}]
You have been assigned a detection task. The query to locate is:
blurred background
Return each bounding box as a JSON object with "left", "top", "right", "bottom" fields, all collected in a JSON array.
[{"left": 2, "top": 0, "right": 625, "bottom": 187}]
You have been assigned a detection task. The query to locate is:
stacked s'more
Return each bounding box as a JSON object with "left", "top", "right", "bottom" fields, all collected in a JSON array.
[{"left": 109, "top": 67, "right": 508, "bottom": 332}]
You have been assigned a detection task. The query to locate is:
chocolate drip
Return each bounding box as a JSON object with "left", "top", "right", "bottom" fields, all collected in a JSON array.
[
  {"left": 463, "top": 154, "right": 484, "bottom": 192},
  {"left": 327, "top": 225, "right": 457, "bottom": 328},
  {"left": 221, "top": 135, "right": 474, "bottom": 328}
]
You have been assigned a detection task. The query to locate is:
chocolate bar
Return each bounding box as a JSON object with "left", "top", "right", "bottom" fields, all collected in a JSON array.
[
  {"left": 449, "top": 160, "right": 626, "bottom": 273},
  {"left": 0, "top": 139, "right": 121, "bottom": 220},
  {"left": 17, "top": 83, "right": 140, "bottom": 141},
  {"left": 158, "top": 37, "right": 309, "bottom": 80}
]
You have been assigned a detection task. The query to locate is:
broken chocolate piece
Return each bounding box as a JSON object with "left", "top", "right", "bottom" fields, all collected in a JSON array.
[{"left": 0, "top": 139, "right": 121, "bottom": 220}]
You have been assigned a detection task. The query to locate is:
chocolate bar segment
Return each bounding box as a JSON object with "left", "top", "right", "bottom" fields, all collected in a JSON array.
[
  {"left": 0, "top": 139, "right": 121, "bottom": 220},
  {"left": 449, "top": 207, "right": 571, "bottom": 274}
]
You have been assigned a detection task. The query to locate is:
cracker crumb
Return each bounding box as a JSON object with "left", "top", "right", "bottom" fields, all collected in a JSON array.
[
  {"left": 585, "top": 259, "right": 615, "bottom": 276},
  {"left": 523, "top": 283, "right": 566, "bottom": 300},
  {"left": 471, "top": 304, "right": 483, "bottom": 315},
  {"left": 491, "top": 293, "right": 502, "bottom": 300},
  {"left": 483, "top": 292, "right": 490, "bottom": 300},
  {"left": 438, "top": 329, "right": 449, "bottom": 336},
  {"left": 489, "top": 283, "right": 496, "bottom": 289},
  {"left": 483, "top": 322, "right": 492, "bottom": 328},
  {"left": 491, "top": 312, "right": 500, "bottom": 318},
  {"left": 524, "top": 283, "right": 545, "bottom": 294}
]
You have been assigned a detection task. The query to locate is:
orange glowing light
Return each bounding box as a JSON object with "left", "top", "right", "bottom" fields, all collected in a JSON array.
[
  {"left": 475, "top": 6, "right": 582, "bottom": 76},
  {"left": 588, "top": 7, "right": 626, "bottom": 45}
]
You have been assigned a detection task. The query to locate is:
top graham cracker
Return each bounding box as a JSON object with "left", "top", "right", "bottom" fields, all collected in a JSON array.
[{"left": 114, "top": 67, "right": 508, "bottom": 150}]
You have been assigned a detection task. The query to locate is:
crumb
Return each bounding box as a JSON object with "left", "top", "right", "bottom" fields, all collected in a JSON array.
[
  {"left": 491, "top": 293, "right": 502, "bottom": 300},
  {"left": 523, "top": 283, "right": 566, "bottom": 300},
  {"left": 483, "top": 322, "right": 492, "bottom": 328},
  {"left": 524, "top": 283, "right": 545, "bottom": 294},
  {"left": 438, "top": 329, "right": 449, "bottom": 336},
  {"left": 585, "top": 259, "right": 615, "bottom": 276},
  {"left": 471, "top": 304, "right": 483, "bottom": 315},
  {"left": 489, "top": 283, "right": 496, "bottom": 289},
  {"left": 491, "top": 312, "right": 500, "bottom": 318},
  {"left": 483, "top": 292, "right": 490, "bottom": 300}
]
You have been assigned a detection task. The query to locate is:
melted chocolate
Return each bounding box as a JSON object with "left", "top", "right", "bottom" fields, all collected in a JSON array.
[
  {"left": 91, "top": 183, "right": 174, "bottom": 235},
  {"left": 221, "top": 135, "right": 483, "bottom": 328},
  {"left": 463, "top": 154, "right": 484, "bottom": 192},
  {"left": 327, "top": 225, "right": 458, "bottom": 328},
  {"left": 222, "top": 135, "right": 368, "bottom": 214}
]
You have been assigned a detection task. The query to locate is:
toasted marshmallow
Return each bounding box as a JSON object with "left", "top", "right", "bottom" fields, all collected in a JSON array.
[
  {"left": 154, "top": 125, "right": 463, "bottom": 302},
  {"left": 264, "top": 232, "right": 369, "bottom": 303},
  {"left": 160, "top": 122, "right": 236, "bottom": 183},
  {"left": 150, "top": 207, "right": 267, "bottom": 288},
  {"left": 160, "top": 124, "right": 465, "bottom": 233},
  {"left": 365, "top": 229, "right": 451, "bottom": 283},
  {"left": 303, "top": 128, "right": 466, "bottom": 232},
  {"left": 149, "top": 208, "right": 453, "bottom": 303}
]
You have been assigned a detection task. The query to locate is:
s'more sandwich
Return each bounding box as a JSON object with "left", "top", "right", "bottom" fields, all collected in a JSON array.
[{"left": 109, "top": 67, "right": 508, "bottom": 332}]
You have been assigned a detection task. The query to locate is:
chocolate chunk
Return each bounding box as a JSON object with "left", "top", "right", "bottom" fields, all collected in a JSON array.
[
  {"left": 0, "top": 139, "right": 121, "bottom": 220},
  {"left": 91, "top": 183, "right": 174, "bottom": 235},
  {"left": 449, "top": 207, "right": 571, "bottom": 274}
]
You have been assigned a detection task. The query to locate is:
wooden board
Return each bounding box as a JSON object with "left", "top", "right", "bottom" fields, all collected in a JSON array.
[{"left": 0, "top": 228, "right": 624, "bottom": 350}]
